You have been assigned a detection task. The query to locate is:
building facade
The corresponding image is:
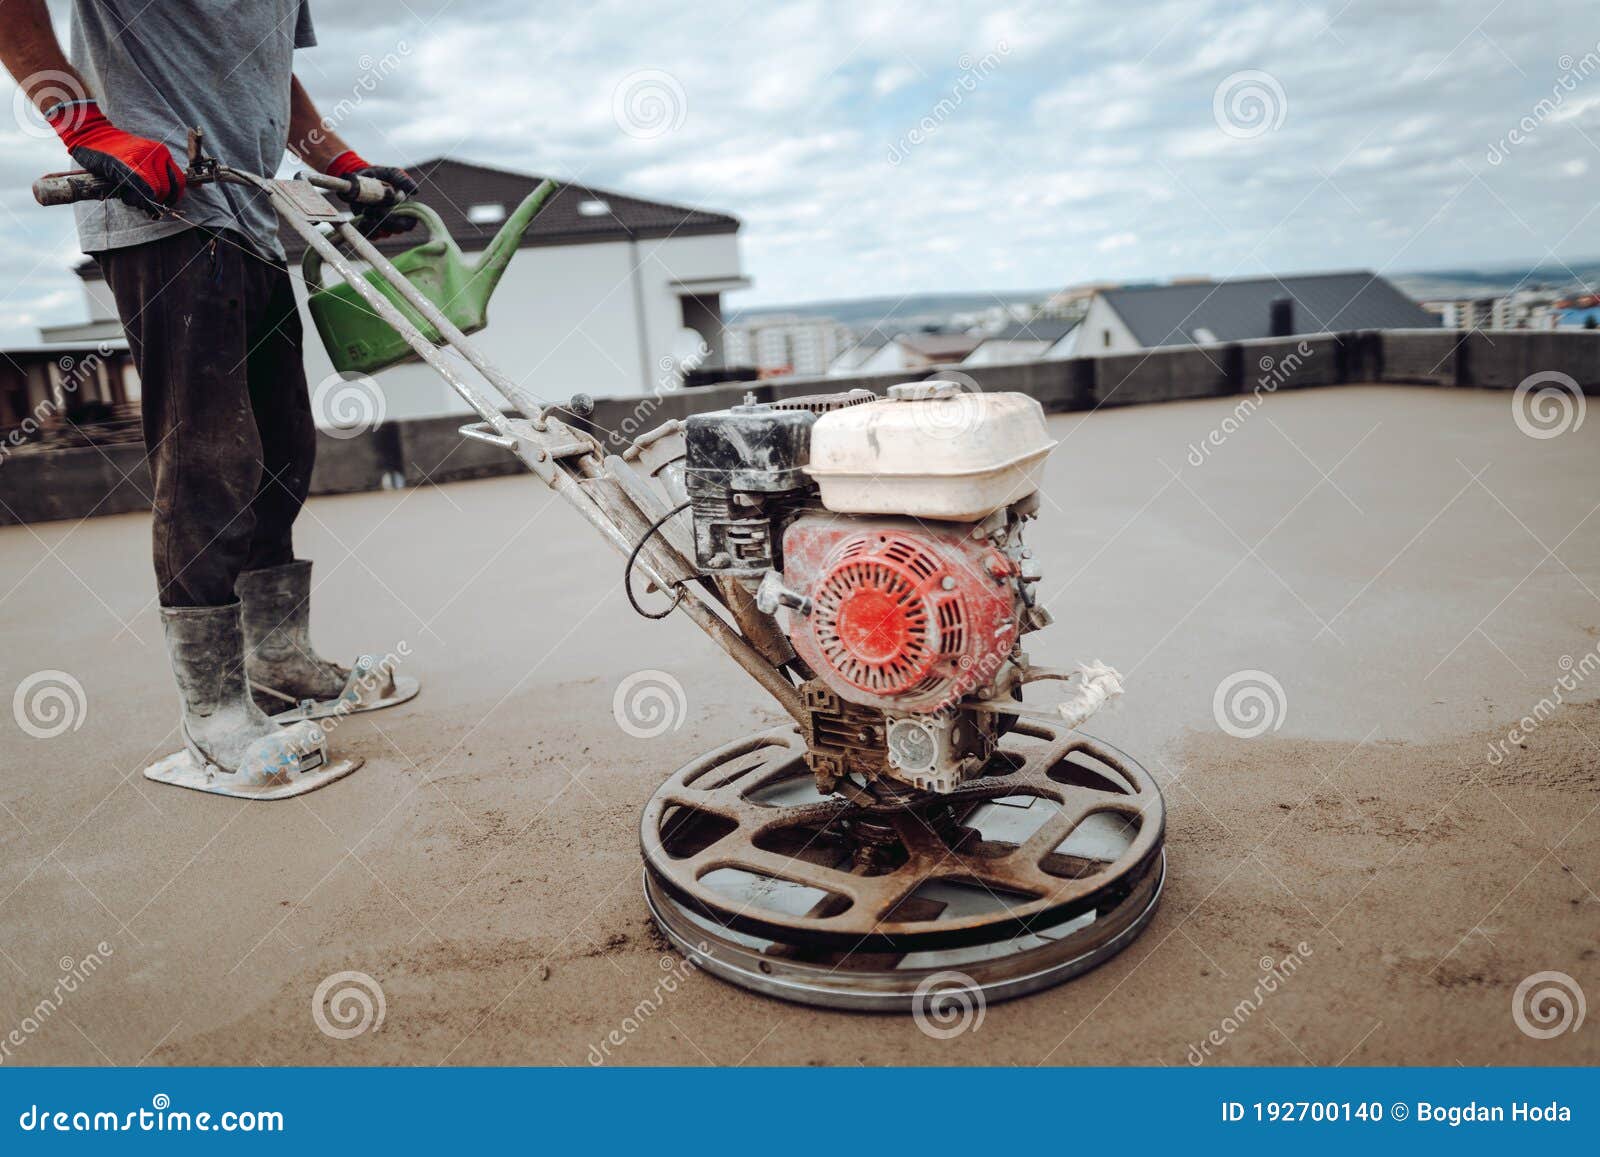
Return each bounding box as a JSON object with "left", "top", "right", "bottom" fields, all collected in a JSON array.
[
  {"left": 1077, "top": 271, "right": 1437, "bottom": 355},
  {"left": 723, "top": 315, "right": 855, "bottom": 377},
  {"left": 57, "top": 159, "right": 749, "bottom": 427}
]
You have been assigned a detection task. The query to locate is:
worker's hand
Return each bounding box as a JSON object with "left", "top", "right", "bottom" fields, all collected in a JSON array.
[
  {"left": 46, "top": 100, "right": 185, "bottom": 213},
  {"left": 325, "top": 151, "right": 419, "bottom": 239}
]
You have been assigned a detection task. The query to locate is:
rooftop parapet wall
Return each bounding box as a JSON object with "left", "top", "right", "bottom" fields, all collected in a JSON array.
[{"left": 2, "top": 329, "right": 1596, "bottom": 527}]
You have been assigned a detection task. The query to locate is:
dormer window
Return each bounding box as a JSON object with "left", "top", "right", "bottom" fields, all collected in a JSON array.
[{"left": 467, "top": 202, "right": 506, "bottom": 224}]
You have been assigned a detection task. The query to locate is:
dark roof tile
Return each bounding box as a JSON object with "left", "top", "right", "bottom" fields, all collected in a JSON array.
[
  {"left": 984, "top": 317, "right": 1079, "bottom": 343},
  {"left": 898, "top": 331, "right": 983, "bottom": 358},
  {"left": 1101, "top": 271, "right": 1437, "bottom": 347},
  {"left": 74, "top": 158, "right": 740, "bottom": 278},
  {"left": 276, "top": 157, "right": 739, "bottom": 259}
]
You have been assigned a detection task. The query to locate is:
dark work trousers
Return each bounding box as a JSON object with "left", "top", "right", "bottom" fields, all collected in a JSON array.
[{"left": 94, "top": 228, "right": 317, "bottom": 608}]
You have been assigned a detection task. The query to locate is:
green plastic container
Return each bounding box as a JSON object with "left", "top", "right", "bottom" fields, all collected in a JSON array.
[{"left": 304, "top": 180, "right": 557, "bottom": 376}]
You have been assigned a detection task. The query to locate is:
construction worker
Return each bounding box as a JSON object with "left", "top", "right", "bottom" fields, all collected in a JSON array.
[{"left": 1, "top": 1, "right": 418, "bottom": 795}]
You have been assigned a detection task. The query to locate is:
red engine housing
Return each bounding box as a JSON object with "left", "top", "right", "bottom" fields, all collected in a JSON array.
[{"left": 781, "top": 515, "right": 1020, "bottom": 712}]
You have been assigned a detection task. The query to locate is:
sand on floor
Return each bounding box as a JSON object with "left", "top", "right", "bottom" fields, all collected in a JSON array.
[{"left": 1, "top": 385, "right": 1596, "bottom": 1066}]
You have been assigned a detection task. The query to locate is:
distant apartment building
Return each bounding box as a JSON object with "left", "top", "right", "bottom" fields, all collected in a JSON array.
[
  {"left": 1499, "top": 289, "right": 1564, "bottom": 329},
  {"left": 0, "top": 338, "right": 139, "bottom": 455},
  {"left": 1421, "top": 298, "right": 1494, "bottom": 330},
  {"left": 830, "top": 330, "right": 982, "bottom": 375},
  {"left": 1039, "top": 281, "right": 1121, "bottom": 321},
  {"left": 723, "top": 315, "right": 854, "bottom": 377},
  {"left": 1553, "top": 291, "right": 1600, "bottom": 328},
  {"left": 44, "top": 159, "right": 751, "bottom": 427},
  {"left": 1422, "top": 290, "right": 1564, "bottom": 331}
]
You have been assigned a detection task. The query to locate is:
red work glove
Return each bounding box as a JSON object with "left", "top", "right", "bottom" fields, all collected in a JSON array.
[
  {"left": 47, "top": 100, "right": 184, "bottom": 212},
  {"left": 326, "top": 150, "right": 418, "bottom": 239}
]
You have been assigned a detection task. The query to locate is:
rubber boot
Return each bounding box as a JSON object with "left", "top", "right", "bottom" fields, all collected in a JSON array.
[
  {"left": 161, "top": 602, "right": 327, "bottom": 781},
  {"left": 237, "top": 560, "right": 348, "bottom": 713}
]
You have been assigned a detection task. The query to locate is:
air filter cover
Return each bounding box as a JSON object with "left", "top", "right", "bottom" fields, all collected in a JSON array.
[{"left": 805, "top": 384, "right": 1057, "bottom": 521}]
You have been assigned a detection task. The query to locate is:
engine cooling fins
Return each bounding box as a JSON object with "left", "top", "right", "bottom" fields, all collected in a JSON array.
[
  {"left": 783, "top": 518, "right": 1017, "bottom": 714},
  {"left": 812, "top": 549, "right": 939, "bottom": 696}
]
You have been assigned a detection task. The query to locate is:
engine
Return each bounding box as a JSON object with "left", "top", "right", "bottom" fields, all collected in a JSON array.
[{"left": 682, "top": 380, "right": 1058, "bottom": 795}]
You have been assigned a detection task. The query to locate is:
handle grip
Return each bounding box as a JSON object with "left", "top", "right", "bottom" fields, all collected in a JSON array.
[
  {"left": 336, "top": 173, "right": 400, "bottom": 206},
  {"left": 33, "top": 170, "right": 116, "bottom": 206}
]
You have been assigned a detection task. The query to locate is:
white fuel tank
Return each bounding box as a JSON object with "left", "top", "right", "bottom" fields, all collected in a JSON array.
[{"left": 805, "top": 381, "right": 1058, "bottom": 521}]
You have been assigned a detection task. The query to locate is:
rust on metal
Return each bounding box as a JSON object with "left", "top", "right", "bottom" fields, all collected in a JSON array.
[{"left": 640, "top": 719, "right": 1165, "bottom": 953}]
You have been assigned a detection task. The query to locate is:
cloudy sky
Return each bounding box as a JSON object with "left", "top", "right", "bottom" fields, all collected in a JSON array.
[{"left": 0, "top": 0, "right": 1595, "bottom": 343}]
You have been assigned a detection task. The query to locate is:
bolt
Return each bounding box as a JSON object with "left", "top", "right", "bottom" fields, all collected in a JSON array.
[{"left": 941, "top": 575, "right": 956, "bottom": 590}]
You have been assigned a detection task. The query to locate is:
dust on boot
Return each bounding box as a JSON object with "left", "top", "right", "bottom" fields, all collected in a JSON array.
[
  {"left": 143, "top": 601, "right": 359, "bottom": 799},
  {"left": 237, "top": 559, "right": 418, "bottom": 722}
]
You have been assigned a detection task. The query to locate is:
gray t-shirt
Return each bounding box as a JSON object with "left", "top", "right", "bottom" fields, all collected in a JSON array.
[{"left": 69, "top": 1, "right": 316, "bottom": 259}]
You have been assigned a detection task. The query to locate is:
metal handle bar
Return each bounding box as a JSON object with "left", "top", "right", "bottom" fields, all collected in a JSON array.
[
  {"left": 32, "top": 165, "right": 397, "bottom": 208},
  {"left": 32, "top": 126, "right": 402, "bottom": 209},
  {"left": 34, "top": 131, "right": 808, "bottom": 724}
]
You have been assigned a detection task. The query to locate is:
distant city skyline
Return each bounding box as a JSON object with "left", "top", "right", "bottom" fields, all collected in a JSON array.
[
  {"left": 1, "top": 1, "right": 1596, "bottom": 344},
  {"left": 727, "top": 255, "right": 1600, "bottom": 326}
]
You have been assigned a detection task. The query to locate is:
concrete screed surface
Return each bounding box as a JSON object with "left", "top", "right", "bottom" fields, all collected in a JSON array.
[{"left": 1, "top": 384, "right": 1597, "bottom": 1067}]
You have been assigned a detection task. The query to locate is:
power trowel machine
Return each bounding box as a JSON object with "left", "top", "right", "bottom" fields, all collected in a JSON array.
[{"left": 37, "top": 141, "right": 1166, "bottom": 1011}]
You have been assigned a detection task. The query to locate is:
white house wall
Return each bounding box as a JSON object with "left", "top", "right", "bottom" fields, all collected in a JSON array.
[
  {"left": 1079, "top": 296, "right": 1142, "bottom": 355},
  {"left": 632, "top": 233, "right": 744, "bottom": 383},
  {"left": 828, "top": 346, "right": 879, "bottom": 375},
  {"left": 1044, "top": 328, "right": 1080, "bottom": 359},
  {"left": 963, "top": 338, "right": 1048, "bottom": 366},
  {"left": 82, "top": 276, "right": 119, "bottom": 323},
  {"left": 856, "top": 341, "right": 914, "bottom": 374},
  {"left": 292, "top": 230, "right": 744, "bottom": 421}
]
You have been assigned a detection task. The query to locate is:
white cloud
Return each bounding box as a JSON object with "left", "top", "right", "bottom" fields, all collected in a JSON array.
[
  {"left": 872, "top": 64, "right": 919, "bottom": 96},
  {"left": 0, "top": 0, "right": 1592, "bottom": 343}
]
